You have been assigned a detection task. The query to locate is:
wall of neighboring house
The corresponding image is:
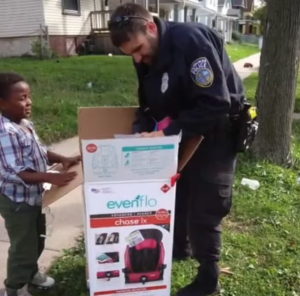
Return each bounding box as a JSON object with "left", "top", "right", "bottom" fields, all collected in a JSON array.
[
  {"left": 159, "top": 0, "right": 232, "bottom": 42},
  {"left": 109, "top": 0, "right": 147, "bottom": 11},
  {"left": 216, "top": 18, "right": 233, "bottom": 42},
  {"left": 218, "top": 0, "right": 231, "bottom": 15},
  {"left": 203, "top": 0, "right": 218, "bottom": 12},
  {"left": 216, "top": 0, "right": 233, "bottom": 42},
  {"left": 0, "top": 0, "right": 45, "bottom": 57},
  {"left": 43, "top": 0, "right": 95, "bottom": 56}
]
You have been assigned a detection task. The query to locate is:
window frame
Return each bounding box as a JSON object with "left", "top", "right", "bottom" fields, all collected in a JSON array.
[
  {"left": 62, "top": 0, "right": 81, "bottom": 16},
  {"left": 148, "top": 0, "right": 159, "bottom": 15}
]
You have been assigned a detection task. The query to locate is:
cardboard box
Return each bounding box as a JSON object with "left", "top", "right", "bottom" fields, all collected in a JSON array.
[
  {"left": 43, "top": 107, "right": 137, "bottom": 207},
  {"left": 43, "top": 107, "right": 203, "bottom": 206},
  {"left": 42, "top": 163, "right": 82, "bottom": 207},
  {"left": 42, "top": 107, "right": 203, "bottom": 296},
  {"left": 79, "top": 107, "right": 179, "bottom": 296}
]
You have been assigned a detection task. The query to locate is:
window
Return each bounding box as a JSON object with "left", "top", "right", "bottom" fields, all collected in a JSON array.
[
  {"left": 148, "top": 0, "right": 159, "bottom": 14},
  {"left": 62, "top": 0, "right": 80, "bottom": 15}
]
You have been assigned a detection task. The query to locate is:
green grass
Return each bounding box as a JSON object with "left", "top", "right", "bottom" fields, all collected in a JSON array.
[
  {"left": 243, "top": 72, "right": 300, "bottom": 112},
  {"left": 0, "top": 45, "right": 259, "bottom": 143},
  {"left": 3, "top": 52, "right": 300, "bottom": 296},
  {"left": 225, "top": 43, "right": 259, "bottom": 63},
  {"left": 31, "top": 122, "right": 300, "bottom": 296},
  {"left": 0, "top": 56, "right": 137, "bottom": 144}
]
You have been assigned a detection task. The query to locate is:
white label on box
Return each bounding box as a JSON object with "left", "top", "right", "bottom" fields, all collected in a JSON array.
[
  {"left": 125, "top": 230, "right": 145, "bottom": 247},
  {"left": 82, "top": 136, "right": 179, "bottom": 183}
]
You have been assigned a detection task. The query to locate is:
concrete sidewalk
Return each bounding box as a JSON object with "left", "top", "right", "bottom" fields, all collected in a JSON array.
[
  {"left": 0, "top": 52, "right": 261, "bottom": 289},
  {"left": 233, "top": 52, "right": 260, "bottom": 80}
]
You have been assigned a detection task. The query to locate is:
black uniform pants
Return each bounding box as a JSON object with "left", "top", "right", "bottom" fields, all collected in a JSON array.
[
  {"left": 174, "top": 131, "right": 236, "bottom": 265},
  {"left": 174, "top": 172, "right": 233, "bottom": 262}
]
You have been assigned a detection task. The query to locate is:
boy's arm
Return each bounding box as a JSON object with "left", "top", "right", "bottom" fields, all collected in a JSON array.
[
  {"left": 0, "top": 132, "right": 77, "bottom": 187},
  {"left": 47, "top": 151, "right": 81, "bottom": 170},
  {"left": 47, "top": 151, "right": 64, "bottom": 164},
  {"left": 0, "top": 132, "right": 36, "bottom": 186},
  {"left": 18, "top": 170, "right": 77, "bottom": 186}
]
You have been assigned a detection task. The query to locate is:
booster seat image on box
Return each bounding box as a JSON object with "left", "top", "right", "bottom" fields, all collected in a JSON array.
[{"left": 122, "top": 229, "right": 166, "bottom": 284}]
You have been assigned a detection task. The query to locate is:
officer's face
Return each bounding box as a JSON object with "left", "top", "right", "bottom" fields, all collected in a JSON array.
[{"left": 120, "top": 22, "right": 159, "bottom": 65}]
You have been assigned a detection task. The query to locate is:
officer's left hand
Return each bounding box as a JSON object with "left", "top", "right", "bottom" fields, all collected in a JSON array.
[{"left": 140, "top": 131, "right": 165, "bottom": 137}]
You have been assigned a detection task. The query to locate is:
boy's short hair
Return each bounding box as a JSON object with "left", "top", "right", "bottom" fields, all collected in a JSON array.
[
  {"left": 109, "top": 3, "right": 152, "bottom": 47},
  {"left": 0, "top": 73, "right": 25, "bottom": 100}
]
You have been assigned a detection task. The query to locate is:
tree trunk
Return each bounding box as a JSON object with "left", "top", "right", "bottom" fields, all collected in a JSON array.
[{"left": 253, "top": 0, "right": 300, "bottom": 165}]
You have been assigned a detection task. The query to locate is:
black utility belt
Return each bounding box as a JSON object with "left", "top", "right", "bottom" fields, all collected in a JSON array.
[{"left": 231, "top": 103, "right": 258, "bottom": 153}]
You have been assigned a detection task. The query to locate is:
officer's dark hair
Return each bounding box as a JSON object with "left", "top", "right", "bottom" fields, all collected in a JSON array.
[
  {"left": 109, "top": 3, "right": 152, "bottom": 47},
  {"left": 0, "top": 72, "right": 25, "bottom": 100}
]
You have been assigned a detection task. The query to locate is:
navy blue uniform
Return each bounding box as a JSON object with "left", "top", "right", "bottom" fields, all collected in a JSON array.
[{"left": 133, "top": 18, "right": 244, "bottom": 294}]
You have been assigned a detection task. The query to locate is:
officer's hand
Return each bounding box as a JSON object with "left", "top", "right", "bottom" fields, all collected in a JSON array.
[{"left": 140, "top": 131, "right": 165, "bottom": 137}]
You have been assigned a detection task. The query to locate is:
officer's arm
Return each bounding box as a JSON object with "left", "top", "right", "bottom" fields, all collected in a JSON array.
[{"left": 164, "top": 37, "right": 231, "bottom": 136}]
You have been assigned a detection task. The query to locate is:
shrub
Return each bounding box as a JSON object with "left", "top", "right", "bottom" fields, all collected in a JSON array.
[{"left": 232, "top": 31, "right": 242, "bottom": 42}]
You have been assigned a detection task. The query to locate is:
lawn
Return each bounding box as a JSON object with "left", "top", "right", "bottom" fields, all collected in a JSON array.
[
  {"left": 4, "top": 51, "right": 300, "bottom": 296},
  {"left": 0, "top": 44, "right": 259, "bottom": 143},
  {"left": 6, "top": 54, "right": 296, "bottom": 296},
  {"left": 225, "top": 43, "right": 259, "bottom": 63},
  {"left": 243, "top": 72, "right": 300, "bottom": 112},
  {"left": 31, "top": 122, "right": 300, "bottom": 296},
  {"left": 0, "top": 56, "right": 137, "bottom": 143}
]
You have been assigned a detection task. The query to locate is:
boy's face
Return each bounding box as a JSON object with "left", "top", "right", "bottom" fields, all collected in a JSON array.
[{"left": 0, "top": 81, "right": 32, "bottom": 123}]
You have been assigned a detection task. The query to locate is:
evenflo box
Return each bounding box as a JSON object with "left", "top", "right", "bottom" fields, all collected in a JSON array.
[
  {"left": 79, "top": 107, "right": 180, "bottom": 296},
  {"left": 43, "top": 107, "right": 202, "bottom": 296}
]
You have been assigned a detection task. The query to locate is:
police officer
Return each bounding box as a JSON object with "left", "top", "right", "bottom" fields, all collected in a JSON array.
[{"left": 109, "top": 3, "right": 245, "bottom": 295}]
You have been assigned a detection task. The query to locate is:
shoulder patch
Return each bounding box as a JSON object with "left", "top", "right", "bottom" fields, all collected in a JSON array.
[{"left": 190, "top": 57, "right": 214, "bottom": 88}]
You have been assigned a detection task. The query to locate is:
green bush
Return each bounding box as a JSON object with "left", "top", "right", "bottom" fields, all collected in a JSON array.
[
  {"left": 232, "top": 31, "right": 242, "bottom": 42},
  {"left": 31, "top": 38, "right": 54, "bottom": 59}
]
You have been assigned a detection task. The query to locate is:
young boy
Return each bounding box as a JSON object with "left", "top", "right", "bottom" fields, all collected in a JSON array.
[{"left": 0, "top": 73, "right": 80, "bottom": 296}]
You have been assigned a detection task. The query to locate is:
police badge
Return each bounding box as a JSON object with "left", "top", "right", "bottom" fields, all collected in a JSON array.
[
  {"left": 190, "top": 57, "right": 214, "bottom": 88},
  {"left": 161, "top": 72, "right": 169, "bottom": 93}
]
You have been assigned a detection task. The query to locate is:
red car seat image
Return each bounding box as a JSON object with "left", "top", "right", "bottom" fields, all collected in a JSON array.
[{"left": 123, "top": 229, "right": 166, "bottom": 284}]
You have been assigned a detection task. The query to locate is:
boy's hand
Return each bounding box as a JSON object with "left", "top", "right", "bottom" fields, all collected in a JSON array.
[
  {"left": 47, "top": 171, "right": 77, "bottom": 186},
  {"left": 61, "top": 155, "right": 81, "bottom": 171}
]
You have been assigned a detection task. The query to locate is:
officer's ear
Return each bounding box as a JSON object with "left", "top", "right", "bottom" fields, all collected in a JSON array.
[{"left": 146, "top": 21, "right": 158, "bottom": 36}]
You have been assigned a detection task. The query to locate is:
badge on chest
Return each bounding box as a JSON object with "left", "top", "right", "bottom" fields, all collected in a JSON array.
[
  {"left": 161, "top": 72, "right": 169, "bottom": 93},
  {"left": 190, "top": 57, "right": 214, "bottom": 88}
]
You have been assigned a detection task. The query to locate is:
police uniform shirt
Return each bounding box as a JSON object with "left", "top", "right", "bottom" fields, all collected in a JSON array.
[{"left": 134, "top": 18, "right": 245, "bottom": 138}]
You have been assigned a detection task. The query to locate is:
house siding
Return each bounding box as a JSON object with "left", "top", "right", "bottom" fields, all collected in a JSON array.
[
  {"left": 203, "top": 0, "right": 218, "bottom": 12},
  {"left": 43, "top": 0, "right": 95, "bottom": 36},
  {"left": 0, "top": 37, "right": 38, "bottom": 57},
  {"left": 0, "top": 0, "right": 44, "bottom": 38}
]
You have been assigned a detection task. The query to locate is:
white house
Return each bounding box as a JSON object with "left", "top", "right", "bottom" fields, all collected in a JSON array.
[
  {"left": 217, "top": 0, "right": 236, "bottom": 42},
  {"left": 0, "top": 0, "right": 234, "bottom": 57},
  {"left": 0, "top": 0, "right": 102, "bottom": 57},
  {"left": 159, "top": 0, "right": 235, "bottom": 42},
  {"left": 0, "top": 0, "right": 163, "bottom": 57}
]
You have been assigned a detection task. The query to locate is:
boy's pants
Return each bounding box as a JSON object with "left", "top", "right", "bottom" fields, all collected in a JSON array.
[{"left": 0, "top": 195, "right": 46, "bottom": 290}]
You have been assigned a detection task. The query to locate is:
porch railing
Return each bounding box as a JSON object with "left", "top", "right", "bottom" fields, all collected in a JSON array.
[{"left": 90, "top": 10, "right": 114, "bottom": 32}]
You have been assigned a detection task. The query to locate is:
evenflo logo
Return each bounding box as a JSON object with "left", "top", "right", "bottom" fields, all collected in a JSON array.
[{"left": 106, "top": 195, "right": 157, "bottom": 209}]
